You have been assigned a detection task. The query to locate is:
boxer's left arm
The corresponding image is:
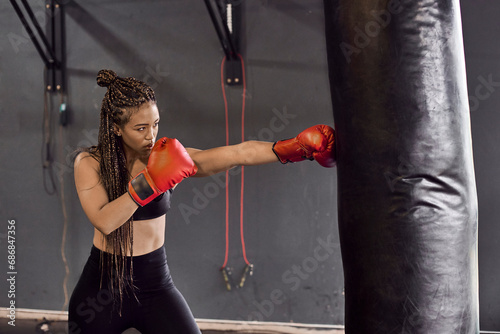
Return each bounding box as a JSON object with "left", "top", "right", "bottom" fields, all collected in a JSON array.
[
  {"left": 186, "top": 124, "right": 336, "bottom": 177},
  {"left": 186, "top": 141, "right": 277, "bottom": 177}
]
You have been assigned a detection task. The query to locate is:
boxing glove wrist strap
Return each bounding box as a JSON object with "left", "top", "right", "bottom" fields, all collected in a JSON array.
[
  {"left": 127, "top": 170, "right": 161, "bottom": 207},
  {"left": 272, "top": 139, "right": 314, "bottom": 164}
]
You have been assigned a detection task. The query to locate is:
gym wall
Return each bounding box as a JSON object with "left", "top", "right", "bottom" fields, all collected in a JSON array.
[{"left": 0, "top": 0, "right": 498, "bottom": 330}]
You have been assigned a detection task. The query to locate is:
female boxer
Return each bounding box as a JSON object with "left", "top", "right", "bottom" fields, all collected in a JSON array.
[{"left": 68, "top": 69, "right": 335, "bottom": 334}]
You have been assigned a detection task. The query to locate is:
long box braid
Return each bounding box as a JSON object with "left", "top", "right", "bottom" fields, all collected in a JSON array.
[{"left": 82, "top": 69, "right": 156, "bottom": 313}]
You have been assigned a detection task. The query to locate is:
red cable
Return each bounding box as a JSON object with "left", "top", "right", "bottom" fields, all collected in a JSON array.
[
  {"left": 220, "top": 56, "right": 230, "bottom": 269},
  {"left": 238, "top": 54, "right": 250, "bottom": 266},
  {"left": 220, "top": 54, "right": 250, "bottom": 269}
]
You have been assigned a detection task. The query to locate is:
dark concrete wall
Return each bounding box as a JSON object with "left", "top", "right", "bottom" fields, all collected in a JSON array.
[
  {"left": 0, "top": 0, "right": 341, "bottom": 325},
  {"left": 0, "top": 0, "right": 498, "bottom": 330},
  {"left": 461, "top": 0, "right": 500, "bottom": 331}
]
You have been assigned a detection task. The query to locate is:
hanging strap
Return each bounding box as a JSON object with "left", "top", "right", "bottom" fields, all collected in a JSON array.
[{"left": 219, "top": 55, "right": 253, "bottom": 290}]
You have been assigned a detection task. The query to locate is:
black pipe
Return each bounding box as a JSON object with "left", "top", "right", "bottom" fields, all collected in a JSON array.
[
  {"left": 20, "top": 0, "right": 59, "bottom": 66},
  {"left": 9, "top": 0, "right": 52, "bottom": 67},
  {"left": 203, "top": 0, "right": 238, "bottom": 60},
  {"left": 50, "top": 0, "right": 56, "bottom": 88},
  {"left": 215, "top": 0, "right": 238, "bottom": 58}
]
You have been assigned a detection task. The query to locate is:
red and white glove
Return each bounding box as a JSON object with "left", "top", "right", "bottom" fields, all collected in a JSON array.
[
  {"left": 272, "top": 124, "right": 336, "bottom": 168},
  {"left": 128, "top": 137, "right": 198, "bottom": 206}
]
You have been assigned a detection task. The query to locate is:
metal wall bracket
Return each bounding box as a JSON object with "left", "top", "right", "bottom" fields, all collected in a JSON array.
[
  {"left": 204, "top": 0, "right": 243, "bottom": 86},
  {"left": 9, "top": 0, "right": 66, "bottom": 92}
]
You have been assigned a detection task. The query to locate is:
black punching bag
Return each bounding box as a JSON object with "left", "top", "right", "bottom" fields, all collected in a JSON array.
[{"left": 323, "top": 0, "right": 479, "bottom": 333}]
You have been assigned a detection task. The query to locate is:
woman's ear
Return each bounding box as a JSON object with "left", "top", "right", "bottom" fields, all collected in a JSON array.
[{"left": 113, "top": 124, "right": 122, "bottom": 136}]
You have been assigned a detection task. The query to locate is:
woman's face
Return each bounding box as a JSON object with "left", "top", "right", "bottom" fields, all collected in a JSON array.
[{"left": 115, "top": 101, "right": 160, "bottom": 157}]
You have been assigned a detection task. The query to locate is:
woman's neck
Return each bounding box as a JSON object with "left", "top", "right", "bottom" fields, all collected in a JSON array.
[{"left": 124, "top": 150, "right": 148, "bottom": 177}]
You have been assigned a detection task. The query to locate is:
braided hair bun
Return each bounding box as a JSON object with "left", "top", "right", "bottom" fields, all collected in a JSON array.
[{"left": 97, "top": 69, "right": 118, "bottom": 87}]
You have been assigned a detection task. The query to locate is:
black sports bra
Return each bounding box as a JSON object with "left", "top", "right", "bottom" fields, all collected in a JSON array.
[{"left": 133, "top": 188, "right": 173, "bottom": 221}]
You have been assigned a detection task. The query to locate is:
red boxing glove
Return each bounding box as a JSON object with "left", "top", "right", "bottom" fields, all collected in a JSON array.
[
  {"left": 272, "top": 124, "right": 336, "bottom": 168},
  {"left": 128, "top": 137, "right": 198, "bottom": 206}
]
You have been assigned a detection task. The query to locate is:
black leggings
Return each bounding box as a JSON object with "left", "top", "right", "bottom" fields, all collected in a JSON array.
[{"left": 68, "top": 245, "right": 201, "bottom": 334}]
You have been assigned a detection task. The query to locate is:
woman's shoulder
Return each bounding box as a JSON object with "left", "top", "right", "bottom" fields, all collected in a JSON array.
[
  {"left": 74, "top": 149, "right": 102, "bottom": 190},
  {"left": 74, "top": 149, "right": 100, "bottom": 171}
]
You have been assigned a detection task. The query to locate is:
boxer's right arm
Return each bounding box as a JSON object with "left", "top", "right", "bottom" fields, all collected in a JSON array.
[
  {"left": 128, "top": 138, "right": 197, "bottom": 206},
  {"left": 74, "top": 152, "right": 138, "bottom": 235}
]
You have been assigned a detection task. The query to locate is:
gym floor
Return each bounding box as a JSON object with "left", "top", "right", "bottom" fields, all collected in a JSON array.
[
  {"left": 0, "top": 320, "right": 212, "bottom": 334},
  {"left": 0, "top": 317, "right": 345, "bottom": 334},
  {"left": 0, "top": 320, "right": 237, "bottom": 334},
  {"left": 1, "top": 319, "right": 499, "bottom": 334}
]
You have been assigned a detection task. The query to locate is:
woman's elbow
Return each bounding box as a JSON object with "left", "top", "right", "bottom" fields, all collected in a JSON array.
[
  {"left": 93, "top": 223, "right": 112, "bottom": 236},
  {"left": 90, "top": 219, "right": 117, "bottom": 236}
]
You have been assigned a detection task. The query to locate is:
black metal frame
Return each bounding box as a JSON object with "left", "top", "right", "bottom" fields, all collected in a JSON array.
[
  {"left": 9, "top": 0, "right": 66, "bottom": 92},
  {"left": 204, "top": 0, "right": 243, "bottom": 85}
]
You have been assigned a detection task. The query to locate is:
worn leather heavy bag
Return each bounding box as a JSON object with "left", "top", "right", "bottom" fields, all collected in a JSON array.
[{"left": 323, "top": 0, "right": 479, "bottom": 332}]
